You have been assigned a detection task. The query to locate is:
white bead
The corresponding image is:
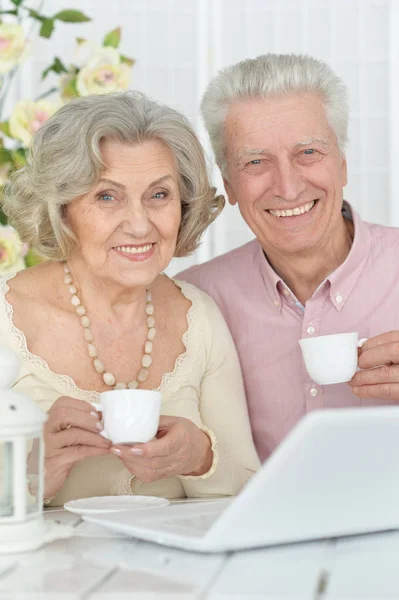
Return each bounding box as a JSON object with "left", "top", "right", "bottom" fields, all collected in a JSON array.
[
  {"left": 84, "top": 328, "right": 93, "bottom": 342},
  {"left": 87, "top": 343, "right": 97, "bottom": 358},
  {"left": 142, "top": 354, "right": 152, "bottom": 368},
  {"left": 147, "top": 327, "right": 156, "bottom": 341},
  {"left": 145, "top": 304, "right": 154, "bottom": 315},
  {"left": 128, "top": 380, "right": 139, "bottom": 389},
  {"left": 147, "top": 316, "right": 155, "bottom": 328},
  {"left": 103, "top": 372, "right": 116, "bottom": 386},
  {"left": 76, "top": 305, "right": 86, "bottom": 316},
  {"left": 81, "top": 316, "right": 91, "bottom": 328},
  {"left": 310, "top": 387, "right": 318, "bottom": 397},
  {"left": 63, "top": 263, "right": 70, "bottom": 274},
  {"left": 71, "top": 295, "right": 80, "bottom": 307},
  {"left": 146, "top": 290, "right": 152, "bottom": 302},
  {"left": 137, "top": 368, "right": 149, "bottom": 382},
  {"left": 64, "top": 275, "right": 72, "bottom": 285},
  {"left": 145, "top": 341, "right": 152, "bottom": 354},
  {"left": 68, "top": 285, "right": 77, "bottom": 295},
  {"left": 115, "top": 382, "right": 127, "bottom": 390},
  {"left": 94, "top": 358, "right": 105, "bottom": 373}
]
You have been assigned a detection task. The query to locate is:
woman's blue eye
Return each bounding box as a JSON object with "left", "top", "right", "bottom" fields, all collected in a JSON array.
[
  {"left": 99, "top": 193, "right": 114, "bottom": 202},
  {"left": 153, "top": 191, "right": 167, "bottom": 199}
]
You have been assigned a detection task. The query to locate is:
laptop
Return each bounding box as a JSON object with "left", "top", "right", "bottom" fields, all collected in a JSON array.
[{"left": 83, "top": 406, "right": 399, "bottom": 553}]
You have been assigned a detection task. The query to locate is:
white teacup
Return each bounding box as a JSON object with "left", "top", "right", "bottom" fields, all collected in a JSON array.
[
  {"left": 299, "top": 332, "right": 368, "bottom": 385},
  {"left": 91, "top": 389, "right": 162, "bottom": 444}
]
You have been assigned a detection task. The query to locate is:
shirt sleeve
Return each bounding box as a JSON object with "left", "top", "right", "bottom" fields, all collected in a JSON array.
[{"left": 179, "top": 292, "right": 261, "bottom": 498}]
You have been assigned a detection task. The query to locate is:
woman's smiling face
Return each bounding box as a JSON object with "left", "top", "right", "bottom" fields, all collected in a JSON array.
[{"left": 66, "top": 138, "right": 182, "bottom": 288}]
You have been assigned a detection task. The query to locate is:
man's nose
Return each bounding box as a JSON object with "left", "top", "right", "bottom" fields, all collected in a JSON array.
[{"left": 271, "top": 161, "right": 306, "bottom": 202}]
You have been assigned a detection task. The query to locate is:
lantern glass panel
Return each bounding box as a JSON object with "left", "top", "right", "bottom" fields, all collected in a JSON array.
[
  {"left": 0, "top": 441, "right": 13, "bottom": 517},
  {"left": 26, "top": 436, "right": 42, "bottom": 514}
]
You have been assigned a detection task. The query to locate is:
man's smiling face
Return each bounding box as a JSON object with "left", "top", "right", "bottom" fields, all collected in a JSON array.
[{"left": 222, "top": 93, "right": 348, "bottom": 258}]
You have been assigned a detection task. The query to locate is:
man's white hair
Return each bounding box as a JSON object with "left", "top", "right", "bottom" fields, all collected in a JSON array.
[{"left": 201, "top": 53, "right": 349, "bottom": 176}]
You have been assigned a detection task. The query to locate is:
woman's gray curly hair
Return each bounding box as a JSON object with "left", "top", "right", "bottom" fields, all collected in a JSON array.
[{"left": 3, "top": 91, "right": 224, "bottom": 260}]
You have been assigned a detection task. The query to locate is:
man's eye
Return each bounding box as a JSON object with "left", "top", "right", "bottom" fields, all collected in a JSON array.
[
  {"left": 250, "top": 159, "right": 262, "bottom": 165},
  {"left": 303, "top": 149, "right": 315, "bottom": 155}
]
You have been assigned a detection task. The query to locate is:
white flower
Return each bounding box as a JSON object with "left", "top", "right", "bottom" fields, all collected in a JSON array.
[
  {"left": 76, "top": 43, "right": 131, "bottom": 96},
  {"left": 9, "top": 99, "right": 59, "bottom": 146},
  {"left": 0, "top": 225, "right": 27, "bottom": 275},
  {"left": 0, "top": 23, "right": 30, "bottom": 75}
]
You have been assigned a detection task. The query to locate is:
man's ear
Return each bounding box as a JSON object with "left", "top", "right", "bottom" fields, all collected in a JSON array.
[
  {"left": 223, "top": 178, "right": 238, "bottom": 206},
  {"left": 341, "top": 156, "right": 348, "bottom": 187}
]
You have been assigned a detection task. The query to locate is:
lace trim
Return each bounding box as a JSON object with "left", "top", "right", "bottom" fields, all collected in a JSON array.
[
  {"left": 112, "top": 468, "right": 135, "bottom": 496},
  {"left": 178, "top": 425, "right": 219, "bottom": 480},
  {"left": 0, "top": 274, "right": 205, "bottom": 401}
]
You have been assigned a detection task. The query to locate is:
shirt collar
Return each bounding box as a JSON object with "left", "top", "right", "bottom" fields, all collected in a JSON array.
[{"left": 256, "top": 201, "right": 371, "bottom": 312}]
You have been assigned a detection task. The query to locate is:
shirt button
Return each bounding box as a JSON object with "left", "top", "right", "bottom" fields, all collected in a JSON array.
[
  {"left": 336, "top": 293, "right": 343, "bottom": 303},
  {"left": 310, "top": 387, "right": 318, "bottom": 397},
  {"left": 307, "top": 325, "right": 315, "bottom": 335}
]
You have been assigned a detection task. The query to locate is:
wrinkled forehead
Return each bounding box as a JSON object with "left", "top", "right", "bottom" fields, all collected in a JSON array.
[{"left": 223, "top": 93, "right": 337, "bottom": 157}]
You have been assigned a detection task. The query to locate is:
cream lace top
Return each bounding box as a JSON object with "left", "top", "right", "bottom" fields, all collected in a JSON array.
[{"left": 0, "top": 275, "right": 260, "bottom": 505}]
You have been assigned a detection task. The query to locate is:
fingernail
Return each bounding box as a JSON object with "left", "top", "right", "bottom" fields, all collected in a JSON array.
[
  {"left": 110, "top": 447, "right": 121, "bottom": 455},
  {"left": 95, "top": 422, "right": 104, "bottom": 431},
  {"left": 130, "top": 447, "right": 143, "bottom": 456},
  {"left": 90, "top": 411, "right": 99, "bottom": 418}
]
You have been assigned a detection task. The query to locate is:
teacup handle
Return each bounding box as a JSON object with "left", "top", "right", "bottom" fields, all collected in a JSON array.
[{"left": 90, "top": 401, "right": 109, "bottom": 439}]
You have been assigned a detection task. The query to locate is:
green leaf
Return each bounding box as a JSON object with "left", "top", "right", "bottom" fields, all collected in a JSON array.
[
  {"left": 11, "top": 148, "right": 27, "bottom": 168},
  {"left": 120, "top": 54, "right": 135, "bottom": 67},
  {"left": 61, "top": 76, "right": 78, "bottom": 99},
  {"left": 76, "top": 37, "right": 87, "bottom": 45},
  {"left": 54, "top": 10, "right": 90, "bottom": 23},
  {"left": 39, "top": 18, "right": 55, "bottom": 39},
  {"left": 0, "top": 9, "right": 18, "bottom": 15},
  {"left": 25, "top": 249, "right": 42, "bottom": 267},
  {"left": 103, "top": 27, "right": 121, "bottom": 49},
  {"left": 41, "top": 57, "right": 68, "bottom": 80},
  {"left": 11, "top": 0, "right": 24, "bottom": 6},
  {"left": 0, "top": 209, "right": 8, "bottom": 226},
  {"left": 27, "top": 8, "right": 45, "bottom": 22},
  {"left": 0, "top": 122, "right": 11, "bottom": 138},
  {"left": 0, "top": 148, "right": 13, "bottom": 162}
]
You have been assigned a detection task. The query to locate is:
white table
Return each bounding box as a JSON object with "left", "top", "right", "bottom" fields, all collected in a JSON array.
[{"left": 1, "top": 507, "right": 399, "bottom": 599}]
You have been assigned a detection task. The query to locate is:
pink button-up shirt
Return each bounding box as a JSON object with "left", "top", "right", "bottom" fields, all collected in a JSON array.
[{"left": 178, "top": 204, "right": 399, "bottom": 461}]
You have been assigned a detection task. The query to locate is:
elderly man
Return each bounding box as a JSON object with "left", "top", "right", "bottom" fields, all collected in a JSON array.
[{"left": 178, "top": 54, "right": 399, "bottom": 462}]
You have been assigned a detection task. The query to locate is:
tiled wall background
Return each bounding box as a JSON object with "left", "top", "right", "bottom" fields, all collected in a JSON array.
[{"left": 2, "top": 0, "right": 394, "bottom": 273}]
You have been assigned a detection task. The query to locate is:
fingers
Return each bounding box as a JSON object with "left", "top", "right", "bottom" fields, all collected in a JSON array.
[
  {"left": 359, "top": 331, "right": 399, "bottom": 352},
  {"left": 47, "top": 406, "right": 102, "bottom": 435},
  {"left": 46, "top": 445, "right": 111, "bottom": 470},
  {"left": 349, "top": 364, "right": 399, "bottom": 399},
  {"left": 358, "top": 342, "right": 399, "bottom": 370},
  {"left": 53, "top": 427, "right": 111, "bottom": 451}
]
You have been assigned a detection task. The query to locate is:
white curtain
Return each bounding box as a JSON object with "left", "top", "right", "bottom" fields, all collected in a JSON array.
[{"left": 3, "top": 0, "right": 394, "bottom": 274}]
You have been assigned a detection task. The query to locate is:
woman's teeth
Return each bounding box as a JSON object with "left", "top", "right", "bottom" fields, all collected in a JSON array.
[
  {"left": 268, "top": 200, "right": 316, "bottom": 218},
  {"left": 114, "top": 244, "right": 153, "bottom": 254}
]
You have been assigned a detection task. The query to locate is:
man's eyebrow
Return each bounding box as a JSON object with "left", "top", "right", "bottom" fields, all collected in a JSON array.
[
  {"left": 235, "top": 148, "right": 269, "bottom": 164},
  {"left": 294, "top": 137, "right": 329, "bottom": 149}
]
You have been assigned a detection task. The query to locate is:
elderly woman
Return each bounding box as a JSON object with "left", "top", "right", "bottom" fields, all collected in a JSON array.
[{"left": 0, "top": 91, "right": 260, "bottom": 505}]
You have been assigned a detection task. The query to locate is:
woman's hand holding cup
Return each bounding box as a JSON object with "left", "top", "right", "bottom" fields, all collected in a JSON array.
[
  {"left": 43, "top": 396, "right": 111, "bottom": 499},
  {"left": 110, "top": 415, "right": 213, "bottom": 482}
]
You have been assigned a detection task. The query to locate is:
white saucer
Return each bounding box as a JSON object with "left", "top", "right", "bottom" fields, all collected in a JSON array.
[{"left": 64, "top": 495, "right": 170, "bottom": 515}]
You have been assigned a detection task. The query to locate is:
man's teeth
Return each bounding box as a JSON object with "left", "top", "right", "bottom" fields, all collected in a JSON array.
[
  {"left": 115, "top": 244, "right": 153, "bottom": 254},
  {"left": 268, "top": 200, "right": 316, "bottom": 218}
]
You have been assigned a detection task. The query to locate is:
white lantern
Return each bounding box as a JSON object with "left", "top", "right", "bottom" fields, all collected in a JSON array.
[{"left": 0, "top": 346, "right": 47, "bottom": 554}]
